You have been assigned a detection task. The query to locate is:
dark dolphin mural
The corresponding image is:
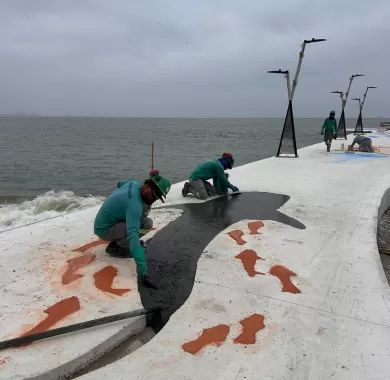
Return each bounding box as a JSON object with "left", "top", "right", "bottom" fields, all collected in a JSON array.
[{"left": 138, "top": 192, "right": 305, "bottom": 329}]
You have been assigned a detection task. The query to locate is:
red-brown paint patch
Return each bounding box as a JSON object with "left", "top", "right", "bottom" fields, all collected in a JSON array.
[
  {"left": 235, "top": 249, "right": 265, "bottom": 277},
  {"left": 227, "top": 230, "right": 246, "bottom": 245},
  {"left": 0, "top": 356, "right": 10, "bottom": 366},
  {"left": 93, "top": 266, "right": 131, "bottom": 296},
  {"left": 62, "top": 254, "right": 96, "bottom": 285},
  {"left": 182, "top": 324, "right": 230, "bottom": 355},
  {"left": 72, "top": 239, "right": 108, "bottom": 253},
  {"left": 269, "top": 265, "right": 301, "bottom": 294},
  {"left": 233, "top": 314, "right": 265, "bottom": 344},
  {"left": 21, "top": 296, "right": 80, "bottom": 337},
  {"left": 248, "top": 220, "right": 264, "bottom": 235}
]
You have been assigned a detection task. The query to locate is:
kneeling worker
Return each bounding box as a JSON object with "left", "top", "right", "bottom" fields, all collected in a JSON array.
[
  {"left": 182, "top": 152, "right": 239, "bottom": 199},
  {"left": 348, "top": 135, "right": 374, "bottom": 152},
  {"left": 94, "top": 170, "right": 171, "bottom": 288}
]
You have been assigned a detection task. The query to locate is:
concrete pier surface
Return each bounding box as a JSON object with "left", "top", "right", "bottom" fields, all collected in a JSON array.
[
  {"left": 1, "top": 130, "right": 390, "bottom": 379},
  {"left": 0, "top": 204, "right": 179, "bottom": 379}
]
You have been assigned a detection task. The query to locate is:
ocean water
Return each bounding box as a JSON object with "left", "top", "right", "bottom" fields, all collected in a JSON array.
[{"left": 0, "top": 116, "right": 385, "bottom": 230}]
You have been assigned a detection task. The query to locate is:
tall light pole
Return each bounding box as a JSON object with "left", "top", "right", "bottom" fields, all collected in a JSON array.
[
  {"left": 335, "top": 73, "right": 364, "bottom": 139},
  {"left": 331, "top": 90, "right": 344, "bottom": 111},
  {"left": 268, "top": 38, "right": 326, "bottom": 158},
  {"left": 353, "top": 86, "right": 377, "bottom": 133},
  {"left": 268, "top": 69, "right": 292, "bottom": 101},
  {"left": 331, "top": 90, "right": 344, "bottom": 104}
]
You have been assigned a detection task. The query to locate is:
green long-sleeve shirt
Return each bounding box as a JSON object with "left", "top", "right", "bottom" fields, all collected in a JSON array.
[
  {"left": 94, "top": 180, "right": 147, "bottom": 276},
  {"left": 321, "top": 117, "right": 337, "bottom": 135},
  {"left": 190, "top": 160, "right": 232, "bottom": 190}
]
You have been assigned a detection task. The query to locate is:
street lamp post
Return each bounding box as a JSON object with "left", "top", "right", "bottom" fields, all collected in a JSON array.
[
  {"left": 331, "top": 90, "right": 344, "bottom": 110},
  {"left": 352, "top": 98, "right": 362, "bottom": 133},
  {"left": 353, "top": 86, "right": 377, "bottom": 133},
  {"left": 268, "top": 38, "right": 326, "bottom": 158},
  {"left": 331, "top": 90, "right": 344, "bottom": 102},
  {"left": 334, "top": 74, "right": 364, "bottom": 139}
]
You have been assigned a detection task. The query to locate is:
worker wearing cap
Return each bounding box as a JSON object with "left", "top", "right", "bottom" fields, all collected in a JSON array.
[
  {"left": 182, "top": 152, "right": 239, "bottom": 200},
  {"left": 321, "top": 110, "right": 337, "bottom": 152},
  {"left": 94, "top": 170, "right": 171, "bottom": 288}
]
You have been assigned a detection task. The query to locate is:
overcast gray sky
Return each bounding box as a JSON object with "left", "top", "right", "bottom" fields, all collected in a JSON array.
[{"left": 0, "top": 0, "right": 388, "bottom": 117}]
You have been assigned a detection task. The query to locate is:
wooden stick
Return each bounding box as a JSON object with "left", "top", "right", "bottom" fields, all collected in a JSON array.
[
  {"left": 152, "top": 142, "right": 154, "bottom": 171},
  {"left": 0, "top": 307, "right": 159, "bottom": 350}
]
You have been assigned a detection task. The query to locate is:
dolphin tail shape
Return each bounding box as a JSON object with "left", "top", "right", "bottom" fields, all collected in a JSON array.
[{"left": 272, "top": 210, "right": 306, "bottom": 230}]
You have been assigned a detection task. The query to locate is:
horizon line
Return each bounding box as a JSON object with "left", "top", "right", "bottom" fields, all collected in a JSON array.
[{"left": 0, "top": 114, "right": 388, "bottom": 119}]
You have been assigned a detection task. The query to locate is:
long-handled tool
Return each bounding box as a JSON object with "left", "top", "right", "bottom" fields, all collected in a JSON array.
[
  {"left": 151, "top": 142, "right": 155, "bottom": 171},
  {"left": 0, "top": 307, "right": 159, "bottom": 350}
]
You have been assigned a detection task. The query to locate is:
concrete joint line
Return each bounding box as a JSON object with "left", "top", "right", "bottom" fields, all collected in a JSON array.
[{"left": 200, "top": 280, "right": 390, "bottom": 329}]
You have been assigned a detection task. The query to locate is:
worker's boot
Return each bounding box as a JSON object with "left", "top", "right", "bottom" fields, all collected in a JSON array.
[
  {"left": 182, "top": 182, "right": 190, "bottom": 197},
  {"left": 326, "top": 144, "right": 330, "bottom": 152},
  {"left": 105, "top": 241, "right": 129, "bottom": 258}
]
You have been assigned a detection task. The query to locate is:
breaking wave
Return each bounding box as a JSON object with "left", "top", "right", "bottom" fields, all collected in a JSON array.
[{"left": 0, "top": 190, "right": 103, "bottom": 232}]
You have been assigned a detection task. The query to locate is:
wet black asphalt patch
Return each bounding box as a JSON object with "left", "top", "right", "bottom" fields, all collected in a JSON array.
[{"left": 138, "top": 192, "right": 305, "bottom": 330}]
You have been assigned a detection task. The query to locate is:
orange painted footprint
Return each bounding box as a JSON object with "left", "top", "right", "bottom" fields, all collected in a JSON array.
[
  {"left": 269, "top": 265, "right": 301, "bottom": 294},
  {"left": 247, "top": 221, "right": 264, "bottom": 235},
  {"left": 227, "top": 230, "right": 246, "bottom": 245},
  {"left": 235, "top": 249, "right": 265, "bottom": 277},
  {"left": 233, "top": 314, "right": 265, "bottom": 344},
  {"left": 62, "top": 254, "right": 96, "bottom": 285},
  {"left": 20, "top": 296, "right": 80, "bottom": 339},
  {"left": 227, "top": 221, "right": 264, "bottom": 245},
  {"left": 93, "top": 266, "right": 131, "bottom": 296},
  {"left": 72, "top": 239, "right": 108, "bottom": 253},
  {"left": 182, "top": 313, "right": 265, "bottom": 355},
  {"left": 182, "top": 324, "right": 230, "bottom": 354}
]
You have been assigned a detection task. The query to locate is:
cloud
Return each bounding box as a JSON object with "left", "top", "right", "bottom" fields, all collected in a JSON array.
[{"left": 0, "top": 0, "right": 388, "bottom": 116}]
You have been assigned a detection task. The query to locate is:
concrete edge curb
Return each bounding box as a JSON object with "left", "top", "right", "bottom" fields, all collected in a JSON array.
[{"left": 26, "top": 316, "right": 146, "bottom": 380}]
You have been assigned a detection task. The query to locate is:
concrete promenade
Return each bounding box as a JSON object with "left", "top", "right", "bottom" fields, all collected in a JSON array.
[
  {"left": 0, "top": 202, "right": 180, "bottom": 379},
  {"left": 1, "top": 130, "right": 390, "bottom": 379}
]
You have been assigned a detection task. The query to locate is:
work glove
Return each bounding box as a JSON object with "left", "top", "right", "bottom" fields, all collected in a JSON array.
[
  {"left": 230, "top": 185, "right": 239, "bottom": 193},
  {"left": 140, "top": 275, "right": 159, "bottom": 290},
  {"left": 133, "top": 245, "right": 148, "bottom": 276}
]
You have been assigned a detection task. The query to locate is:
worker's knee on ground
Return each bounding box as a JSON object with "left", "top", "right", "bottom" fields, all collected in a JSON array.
[
  {"left": 206, "top": 188, "right": 216, "bottom": 196},
  {"left": 141, "top": 217, "right": 153, "bottom": 230},
  {"left": 196, "top": 191, "right": 208, "bottom": 200}
]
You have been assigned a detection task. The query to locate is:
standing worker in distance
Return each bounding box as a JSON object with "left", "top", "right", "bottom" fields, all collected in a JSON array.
[
  {"left": 321, "top": 110, "right": 337, "bottom": 152},
  {"left": 94, "top": 170, "right": 171, "bottom": 288},
  {"left": 182, "top": 152, "right": 239, "bottom": 200}
]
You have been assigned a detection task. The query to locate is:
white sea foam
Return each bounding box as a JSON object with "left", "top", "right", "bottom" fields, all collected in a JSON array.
[{"left": 0, "top": 190, "right": 103, "bottom": 232}]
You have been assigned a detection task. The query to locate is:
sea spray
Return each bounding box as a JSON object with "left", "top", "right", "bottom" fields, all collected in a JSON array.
[{"left": 0, "top": 190, "right": 103, "bottom": 232}]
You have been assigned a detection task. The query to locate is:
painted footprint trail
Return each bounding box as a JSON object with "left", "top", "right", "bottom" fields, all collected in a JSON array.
[{"left": 139, "top": 192, "right": 305, "bottom": 328}]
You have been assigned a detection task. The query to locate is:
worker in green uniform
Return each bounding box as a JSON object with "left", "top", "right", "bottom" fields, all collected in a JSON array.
[
  {"left": 182, "top": 152, "right": 239, "bottom": 199},
  {"left": 94, "top": 170, "right": 170, "bottom": 288},
  {"left": 321, "top": 110, "right": 337, "bottom": 152}
]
